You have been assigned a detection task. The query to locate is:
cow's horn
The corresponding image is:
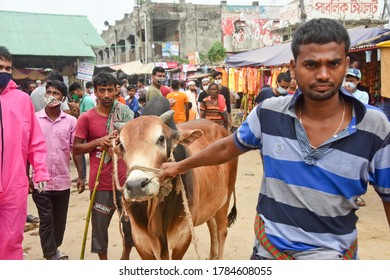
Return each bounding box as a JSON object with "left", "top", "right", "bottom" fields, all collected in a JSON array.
[
  {"left": 114, "top": 122, "right": 127, "bottom": 132},
  {"left": 159, "top": 110, "right": 174, "bottom": 124}
]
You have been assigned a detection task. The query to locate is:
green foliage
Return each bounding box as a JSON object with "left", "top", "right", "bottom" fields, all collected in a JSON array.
[
  {"left": 207, "top": 42, "right": 226, "bottom": 63},
  {"left": 198, "top": 52, "right": 209, "bottom": 64},
  {"left": 171, "top": 55, "right": 188, "bottom": 64}
]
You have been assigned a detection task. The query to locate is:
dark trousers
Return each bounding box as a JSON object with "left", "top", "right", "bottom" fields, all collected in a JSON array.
[{"left": 32, "top": 189, "right": 70, "bottom": 258}]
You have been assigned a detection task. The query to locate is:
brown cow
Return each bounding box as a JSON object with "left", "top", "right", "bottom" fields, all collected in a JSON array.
[{"left": 113, "top": 110, "right": 238, "bottom": 260}]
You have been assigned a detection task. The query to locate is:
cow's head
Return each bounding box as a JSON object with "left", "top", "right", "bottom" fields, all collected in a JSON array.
[{"left": 114, "top": 110, "right": 203, "bottom": 201}]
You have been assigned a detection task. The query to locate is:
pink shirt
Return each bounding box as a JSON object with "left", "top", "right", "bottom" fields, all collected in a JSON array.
[{"left": 35, "top": 109, "right": 77, "bottom": 191}]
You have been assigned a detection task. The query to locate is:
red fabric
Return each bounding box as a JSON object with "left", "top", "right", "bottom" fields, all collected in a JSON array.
[
  {"left": 160, "top": 85, "right": 172, "bottom": 97},
  {"left": 75, "top": 108, "right": 127, "bottom": 191}
]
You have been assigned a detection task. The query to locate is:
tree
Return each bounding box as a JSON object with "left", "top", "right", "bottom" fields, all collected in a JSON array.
[{"left": 207, "top": 42, "right": 226, "bottom": 63}]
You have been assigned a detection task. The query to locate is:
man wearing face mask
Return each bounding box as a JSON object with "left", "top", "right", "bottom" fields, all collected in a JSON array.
[
  {"left": 0, "top": 46, "right": 50, "bottom": 259},
  {"left": 33, "top": 80, "right": 84, "bottom": 260},
  {"left": 146, "top": 66, "right": 166, "bottom": 103},
  {"left": 254, "top": 72, "right": 291, "bottom": 105},
  {"left": 212, "top": 71, "right": 231, "bottom": 115},
  {"left": 344, "top": 68, "right": 369, "bottom": 104}
]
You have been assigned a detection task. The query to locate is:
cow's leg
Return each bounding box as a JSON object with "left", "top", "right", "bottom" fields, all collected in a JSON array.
[
  {"left": 171, "top": 235, "right": 192, "bottom": 260},
  {"left": 214, "top": 202, "right": 230, "bottom": 260},
  {"left": 206, "top": 218, "right": 219, "bottom": 260}
]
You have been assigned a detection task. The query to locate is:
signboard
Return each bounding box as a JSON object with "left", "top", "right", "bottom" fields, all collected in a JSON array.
[
  {"left": 76, "top": 61, "right": 95, "bottom": 81},
  {"left": 162, "top": 42, "right": 180, "bottom": 57},
  {"left": 280, "top": 0, "right": 381, "bottom": 26},
  {"left": 222, "top": 5, "right": 281, "bottom": 52},
  {"left": 187, "top": 51, "right": 200, "bottom": 65}
]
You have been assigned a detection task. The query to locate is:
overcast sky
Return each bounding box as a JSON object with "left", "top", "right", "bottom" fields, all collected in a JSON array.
[{"left": 0, "top": 0, "right": 290, "bottom": 33}]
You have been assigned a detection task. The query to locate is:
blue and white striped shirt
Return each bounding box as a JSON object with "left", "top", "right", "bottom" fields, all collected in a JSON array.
[{"left": 234, "top": 89, "right": 390, "bottom": 259}]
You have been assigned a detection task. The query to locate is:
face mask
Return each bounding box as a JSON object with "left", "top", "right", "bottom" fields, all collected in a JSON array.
[
  {"left": 276, "top": 86, "right": 288, "bottom": 95},
  {"left": 88, "top": 88, "right": 94, "bottom": 94},
  {"left": 214, "top": 79, "right": 222, "bottom": 85},
  {"left": 344, "top": 82, "right": 356, "bottom": 90},
  {"left": 0, "top": 72, "right": 12, "bottom": 90},
  {"left": 155, "top": 76, "right": 165, "bottom": 85},
  {"left": 203, "top": 85, "right": 209, "bottom": 91},
  {"left": 44, "top": 95, "right": 62, "bottom": 107}
]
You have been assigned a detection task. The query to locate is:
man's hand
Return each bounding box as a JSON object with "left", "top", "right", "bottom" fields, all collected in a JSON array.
[
  {"left": 28, "top": 177, "right": 34, "bottom": 194},
  {"left": 158, "top": 162, "right": 183, "bottom": 182},
  {"left": 95, "top": 133, "right": 117, "bottom": 150},
  {"left": 76, "top": 178, "right": 86, "bottom": 194},
  {"left": 37, "top": 181, "right": 47, "bottom": 193}
]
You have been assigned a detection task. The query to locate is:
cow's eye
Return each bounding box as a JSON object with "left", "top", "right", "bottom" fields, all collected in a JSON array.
[{"left": 157, "top": 135, "right": 165, "bottom": 144}]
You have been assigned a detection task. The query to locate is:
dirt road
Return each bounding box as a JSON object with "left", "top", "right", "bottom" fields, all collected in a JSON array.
[{"left": 23, "top": 150, "right": 390, "bottom": 260}]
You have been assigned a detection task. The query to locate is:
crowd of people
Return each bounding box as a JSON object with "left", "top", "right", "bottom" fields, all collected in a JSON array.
[{"left": 0, "top": 18, "right": 389, "bottom": 261}]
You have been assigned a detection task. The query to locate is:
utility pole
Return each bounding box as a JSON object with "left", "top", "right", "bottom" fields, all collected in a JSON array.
[
  {"left": 299, "top": 0, "right": 307, "bottom": 24},
  {"left": 382, "top": 0, "right": 390, "bottom": 25},
  {"left": 135, "top": 0, "right": 145, "bottom": 63}
]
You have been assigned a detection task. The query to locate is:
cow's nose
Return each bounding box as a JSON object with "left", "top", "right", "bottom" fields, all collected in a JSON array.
[{"left": 126, "top": 178, "right": 150, "bottom": 190}]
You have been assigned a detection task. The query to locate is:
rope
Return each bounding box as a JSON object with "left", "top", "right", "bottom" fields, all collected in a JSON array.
[
  {"left": 111, "top": 140, "right": 127, "bottom": 257},
  {"left": 112, "top": 140, "right": 201, "bottom": 260}
]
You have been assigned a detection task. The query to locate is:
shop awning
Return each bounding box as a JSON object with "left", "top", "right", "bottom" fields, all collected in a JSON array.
[
  {"left": 110, "top": 60, "right": 154, "bottom": 75},
  {"left": 226, "top": 27, "right": 390, "bottom": 67}
]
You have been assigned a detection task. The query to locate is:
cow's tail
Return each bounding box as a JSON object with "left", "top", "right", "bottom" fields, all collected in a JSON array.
[{"left": 227, "top": 190, "right": 237, "bottom": 228}]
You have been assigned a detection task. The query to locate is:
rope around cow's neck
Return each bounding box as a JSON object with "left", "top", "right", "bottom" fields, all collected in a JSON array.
[{"left": 111, "top": 139, "right": 201, "bottom": 260}]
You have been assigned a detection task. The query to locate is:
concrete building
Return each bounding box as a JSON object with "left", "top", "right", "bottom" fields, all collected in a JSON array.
[{"left": 95, "top": 0, "right": 281, "bottom": 65}]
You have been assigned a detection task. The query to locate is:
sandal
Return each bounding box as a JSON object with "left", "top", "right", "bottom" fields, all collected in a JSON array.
[
  {"left": 26, "top": 214, "right": 40, "bottom": 223},
  {"left": 46, "top": 250, "right": 69, "bottom": 260},
  {"left": 356, "top": 197, "right": 366, "bottom": 207}
]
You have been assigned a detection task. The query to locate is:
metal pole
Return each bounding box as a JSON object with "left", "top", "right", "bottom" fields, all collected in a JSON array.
[{"left": 144, "top": 12, "right": 148, "bottom": 64}]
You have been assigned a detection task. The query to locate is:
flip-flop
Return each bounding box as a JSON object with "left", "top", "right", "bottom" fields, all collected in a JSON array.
[
  {"left": 27, "top": 214, "right": 40, "bottom": 223},
  {"left": 47, "top": 250, "right": 69, "bottom": 260}
]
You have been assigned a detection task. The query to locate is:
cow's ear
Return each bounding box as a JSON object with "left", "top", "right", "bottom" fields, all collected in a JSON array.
[{"left": 179, "top": 129, "right": 203, "bottom": 146}]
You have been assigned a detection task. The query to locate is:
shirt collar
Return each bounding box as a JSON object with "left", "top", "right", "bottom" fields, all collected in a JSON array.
[{"left": 288, "top": 87, "right": 367, "bottom": 124}]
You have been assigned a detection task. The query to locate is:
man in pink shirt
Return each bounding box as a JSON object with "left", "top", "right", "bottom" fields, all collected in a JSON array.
[
  {"left": 0, "top": 46, "right": 50, "bottom": 260},
  {"left": 32, "top": 80, "right": 84, "bottom": 260}
]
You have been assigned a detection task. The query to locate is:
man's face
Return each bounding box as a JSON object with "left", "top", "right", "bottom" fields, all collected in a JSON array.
[
  {"left": 0, "top": 58, "right": 12, "bottom": 74},
  {"left": 115, "top": 84, "right": 121, "bottom": 96},
  {"left": 45, "top": 86, "right": 63, "bottom": 108},
  {"left": 214, "top": 74, "right": 222, "bottom": 84},
  {"left": 96, "top": 84, "right": 116, "bottom": 107},
  {"left": 345, "top": 75, "right": 359, "bottom": 85},
  {"left": 72, "top": 88, "right": 83, "bottom": 98},
  {"left": 189, "top": 84, "right": 196, "bottom": 92},
  {"left": 290, "top": 42, "right": 349, "bottom": 101},
  {"left": 153, "top": 71, "right": 166, "bottom": 86},
  {"left": 137, "top": 81, "right": 143, "bottom": 88},
  {"left": 27, "top": 83, "right": 37, "bottom": 93},
  {"left": 276, "top": 80, "right": 290, "bottom": 91},
  {"left": 128, "top": 88, "right": 136, "bottom": 97}
]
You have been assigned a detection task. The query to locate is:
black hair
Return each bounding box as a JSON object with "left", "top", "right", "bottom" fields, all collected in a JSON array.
[
  {"left": 47, "top": 70, "right": 64, "bottom": 82},
  {"left": 208, "top": 83, "right": 218, "bottom": 91},
  {"left": 46, "top": 80, "right": 68, "bottom": 98},
  {"left": 212, "top": 71, "right": 223, "bottom": 79},
  {"left": 121, "top": 79, "right": 128, "bottom": 86},
  {"left": 171, "top": 80, "right": 180, "bottom": 90},
  {"left": 291, "top": 18, "right": 350, "bottom": 60},
  {"left": 0, "top": 46, "right": 12, "bottom": 62},
  {"left": 69, "top": 82, "right": 82, "bottom": 92},
  {"left": 152, "top": 66, "right": 165, "bottom": 75},
  {"left": 85, "top": 81, "right": 93, "bottom": 89},
  {"left": 127, "top": 85, "right": 136, "bottom": 91},
  {"left": 179, "top": 80, "right": 186, "bottom": 89},
  {"left": 137, "top": 78, "right": 144, "bottom": 84},
  {"left": 93, "top": 72, "right": 116, "bottom": 88},
  {"left": 277, "top": 72, "right": 291, "bottom": 83},
  {"left": 188, "top": 101, "right": 193, "bottom": 109}
]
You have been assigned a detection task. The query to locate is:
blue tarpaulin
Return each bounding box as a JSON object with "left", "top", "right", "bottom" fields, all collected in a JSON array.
[{"left": 226, "top": 28, "right": 390, "bottom": 67}]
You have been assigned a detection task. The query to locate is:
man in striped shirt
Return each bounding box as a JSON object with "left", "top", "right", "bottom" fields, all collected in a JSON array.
[{"left": 158, "top": 18, "right": 390, "bottom": 260}]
